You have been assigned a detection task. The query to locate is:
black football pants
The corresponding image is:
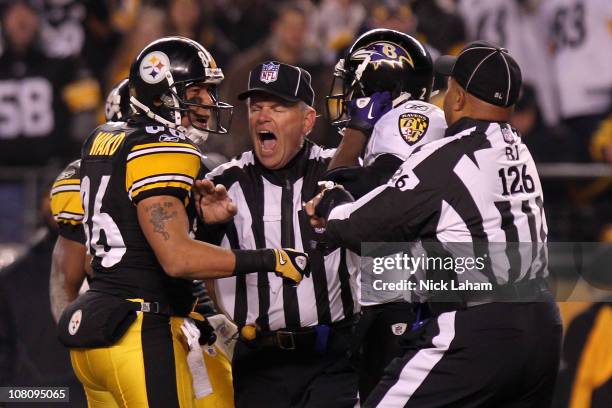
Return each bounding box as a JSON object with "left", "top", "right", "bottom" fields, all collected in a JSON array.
[
  {"left": 357, "top": 302, "right": 416, "bottom": 402},
  {"left": 232, "top": 327, "right": 358, "bottom": 408},
  {"left": 365, "top": 301, "right": 563, "bottom": 408}
]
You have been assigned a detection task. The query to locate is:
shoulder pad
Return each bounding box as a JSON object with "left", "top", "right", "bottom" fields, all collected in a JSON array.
[
  {"left": 364, "top": 102, "right": 447, "bottom": 165},
  {"left": 55, "top": 159, "right": 81, "bottom": 183}
]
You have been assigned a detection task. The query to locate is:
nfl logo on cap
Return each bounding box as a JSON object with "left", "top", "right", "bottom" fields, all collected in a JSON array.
[{"left": 260, "top": 62, "right": 280, "bottom": 84}]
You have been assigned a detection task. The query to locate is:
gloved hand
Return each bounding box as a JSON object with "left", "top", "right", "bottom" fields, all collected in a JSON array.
[
  {"left": 193, "top": 318, "right": 217, "bottom": 346},
  {"left": 272, "top": 248, "right": 311, "bottom": 284},
  {"left": 346, "top": 91, "right": 392, "bottom": 136},
  {"left": 313, "top": 181, "right": 355, "bottom": 220}
]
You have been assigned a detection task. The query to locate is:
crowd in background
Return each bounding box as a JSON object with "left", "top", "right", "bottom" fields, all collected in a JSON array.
[
  {"left": 0, "top": 0, "right": 609, "bottom": 247},
  {"left": 0, "top": 0, "right": 610, "bottom": 239}
]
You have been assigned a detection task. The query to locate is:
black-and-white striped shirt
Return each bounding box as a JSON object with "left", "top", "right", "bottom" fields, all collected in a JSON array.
[
  {"left": 326, "top": 117, "right": 548, "bottom": 292},
  {"left": 199, "top": 141, "right": 358, "bottom": 331}
]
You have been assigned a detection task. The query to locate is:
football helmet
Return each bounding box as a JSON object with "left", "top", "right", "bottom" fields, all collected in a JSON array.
[
  {"left": 326, "top": 29, "right": 433, "bottom": 127},
  {"left": 105, "top": 78, "right": 132, "bottom": 121},
  {"left": 129, "top": 36, "right": 233, "bottom": 135}
]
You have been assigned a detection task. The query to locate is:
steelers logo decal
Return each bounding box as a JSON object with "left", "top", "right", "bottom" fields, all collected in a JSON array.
[
  {"left": 140, "top": 51, "right": 170, "bottom": 84},
  {"left": 391, "top": 323, "right": 407, "bottom": 336},
  {"left": 398, "top": 112, "right": 429, "bottom": 145},
  {"left": 58, "top": 167, "right": 76, "bottom": 180},
  {"left": 295, "top": 256, "right": 307, "bottom": 271},
  {"left": 68, "top": 309, "right": 82, "bottom": 335}
]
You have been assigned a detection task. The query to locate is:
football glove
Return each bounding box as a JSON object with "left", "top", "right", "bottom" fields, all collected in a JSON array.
[
  {"left": 314, "top": 182, "right": 355, "bottom": 220},
  {"left": 346, "top": 91, "right": 392, "bottom": 136},
  {"left": 272, "top": 248, "right": 311, "bottom": 284},
  {"left": 193, "top": 318, "right": 217, "bottom": 346}
]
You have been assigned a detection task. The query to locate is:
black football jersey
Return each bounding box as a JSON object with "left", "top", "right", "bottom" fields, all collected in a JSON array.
[
  {"left": 80, "top": 117, "right": 202, "bottom": 314},
  {"left": 0, "top": 49, "right": 98, "bottom": 165},
  {"left": 50, "top": 159, "right": 86, "bottom": 244}
]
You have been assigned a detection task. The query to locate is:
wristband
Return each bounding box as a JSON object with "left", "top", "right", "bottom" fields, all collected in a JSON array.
[{"left": 232, "top": 249, "right": 275, "bottom": 275}]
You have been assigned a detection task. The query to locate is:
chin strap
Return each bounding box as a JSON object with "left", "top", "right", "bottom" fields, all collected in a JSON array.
[
  {"left": 392, "top": 92, "right": 412, "bottom": 108},
  {"left": 164, "top": 71, "right": 182, "bottom": 128},
  {"left": 130, "top": 96, "right": 175, "bottom": 128},
  {"left": 186, "top": 127, "right": 209, "bottom": 144},
  {"left": 352, "top": 54, "right": 371, "bottom": 87},
  {"left": 130, "top": 68, "right": 185, "bottom": 130},
  {"left": 129, "top": 96, "right": 189, "bottom": 135}
]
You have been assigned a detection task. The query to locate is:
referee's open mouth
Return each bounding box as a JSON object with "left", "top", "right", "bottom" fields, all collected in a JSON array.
[{"left": 258, "top": 130, "right": 278, "bottom": 154}]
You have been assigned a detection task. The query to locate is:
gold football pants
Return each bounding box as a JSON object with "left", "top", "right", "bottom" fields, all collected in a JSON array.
[{"left": 70, "top": 311, "right": 233, "bottom": 407}]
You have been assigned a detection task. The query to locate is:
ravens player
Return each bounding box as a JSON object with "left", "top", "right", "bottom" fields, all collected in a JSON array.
[
  {"left": 50, "top": 78, "right": 133, "bottom": 323},
  {"left": 323, "top": 28, "right": 447, "bottom": 401},
  {"left": 63, "top": 37, "right": 310, "bottom": 408}
]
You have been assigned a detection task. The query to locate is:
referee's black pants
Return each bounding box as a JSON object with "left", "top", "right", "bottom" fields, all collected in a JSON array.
[
  {"left": 232, "top": 326, "right": 358, "bottom": 407},
  {"left": 357, "top": 302, "right": 416, "bottom": 402},
  {"left": 364, "top": 301, "right": 563, "bottom": 408}
]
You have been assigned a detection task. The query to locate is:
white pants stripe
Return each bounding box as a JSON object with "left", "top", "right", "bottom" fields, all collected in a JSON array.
[{"left": 377, "top": 311, "right": 457, "bottom": 407}]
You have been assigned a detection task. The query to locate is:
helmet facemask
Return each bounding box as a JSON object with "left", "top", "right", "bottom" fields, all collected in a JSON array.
[
  {"left": 325, "top": 58, "right": 368, "bottom": 128},
  {"left": 162, "top": 80, "right": 233, "bottom": 136},
  {"left": 325, "top": 31, "right": 435, "bottom": 129},
  {"left": 129, "top": 37, "right": 234, "bottom": 138}
]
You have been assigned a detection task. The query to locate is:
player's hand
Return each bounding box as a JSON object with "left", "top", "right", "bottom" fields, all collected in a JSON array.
[
  {"left": 305, "top": 181, "right": 354, "bottom": 228},
  {"left": 272, "top": 248, "right": 310, "bottom": 284},
  {"left": 193, "top": 318, "right": 217, "bottom": 346},
  {"left": 193, "top": 179, "right": 237, "bottom": 224},
  {"left": 346, "top": 91, "right": 392, "bottom": 136},
  {"left": 304, "top": 193, "right": 326, "bottom": 229}
]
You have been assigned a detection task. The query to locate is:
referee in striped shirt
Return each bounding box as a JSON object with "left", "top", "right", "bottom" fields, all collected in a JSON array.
[
  {"left": 307, "top": 42, "right": 563, "bottom": 407},
  {"left": 195, "top": 61, "right": 358, "bottom": 407}
]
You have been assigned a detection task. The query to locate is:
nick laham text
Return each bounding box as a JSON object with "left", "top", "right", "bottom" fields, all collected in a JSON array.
[{"left": 373, "top": 279, "right": 493, "bottom": 291}]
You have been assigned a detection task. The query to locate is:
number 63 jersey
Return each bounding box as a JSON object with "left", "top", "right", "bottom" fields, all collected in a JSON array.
[{"left": 79, "top": 118, "right": 202, "bottom": 313}]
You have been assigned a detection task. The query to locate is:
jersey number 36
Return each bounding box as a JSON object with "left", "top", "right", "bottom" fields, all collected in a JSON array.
[{"left": 81, "top": 175, "right": 126, "bottom": 267}]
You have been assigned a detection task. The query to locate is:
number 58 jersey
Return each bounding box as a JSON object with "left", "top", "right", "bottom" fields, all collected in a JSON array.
[{"left": 80, "top": 117, "right": 202, "bottom": 312}]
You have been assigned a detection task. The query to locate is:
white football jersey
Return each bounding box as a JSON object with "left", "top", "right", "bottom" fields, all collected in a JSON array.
[
  {"left": 364, "top": 100, "right": 447, "bottom": 166},
  {"left": 458, "top": 0, "right": 561, "bottom": 125},
  {"left": 542, "top": 0, "right": 612, "bottom": 118},
  {"left": 352, "top": 100, "right": 446, "bottom": 306}
]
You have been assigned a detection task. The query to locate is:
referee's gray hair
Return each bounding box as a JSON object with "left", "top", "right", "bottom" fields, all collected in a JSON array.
[{"left": 246, "top": 97, "right": 313, "bottom": 113}]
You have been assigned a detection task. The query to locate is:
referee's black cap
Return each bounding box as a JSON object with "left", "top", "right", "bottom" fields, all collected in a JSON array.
[
  {"left": 238, "top": 61, "right": 315, "bottom": 107},
  {"left": 434, "top": 41, "right": 522, "bottom": 107}
]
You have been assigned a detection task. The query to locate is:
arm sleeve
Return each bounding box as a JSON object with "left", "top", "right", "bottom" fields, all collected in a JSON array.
[
  {"left": 325, "top": 163, "right": 439, "bottom": 254},
  {"left": 323, "top": 153, "right": 404, "bottom": 199},
  {"left": 125, "top": 141, "right": 202, "bottom": 205}
]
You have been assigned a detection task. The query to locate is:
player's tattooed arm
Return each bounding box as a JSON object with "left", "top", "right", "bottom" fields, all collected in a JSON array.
[
  {"left": 137, "top": 195, "right": 238, "bottom": 279},
  {"left": 145, "top": 201, "right": 178, "bottom": 241}
]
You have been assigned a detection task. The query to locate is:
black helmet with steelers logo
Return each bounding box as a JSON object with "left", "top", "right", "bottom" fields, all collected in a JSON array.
[
  {"left": 326, "top": 29, "right": 434, "bottom": 127},
  {"left": 129, "top": 36, "right": 233, "bottom": 134}
]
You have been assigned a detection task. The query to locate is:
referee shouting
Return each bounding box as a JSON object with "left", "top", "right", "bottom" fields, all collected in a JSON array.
[
  {"left": 196, "top": 61, "right": 358, "bottom": 407},
  {"left": 307, "top": 41, "right": 563, "bottom": 407}
]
